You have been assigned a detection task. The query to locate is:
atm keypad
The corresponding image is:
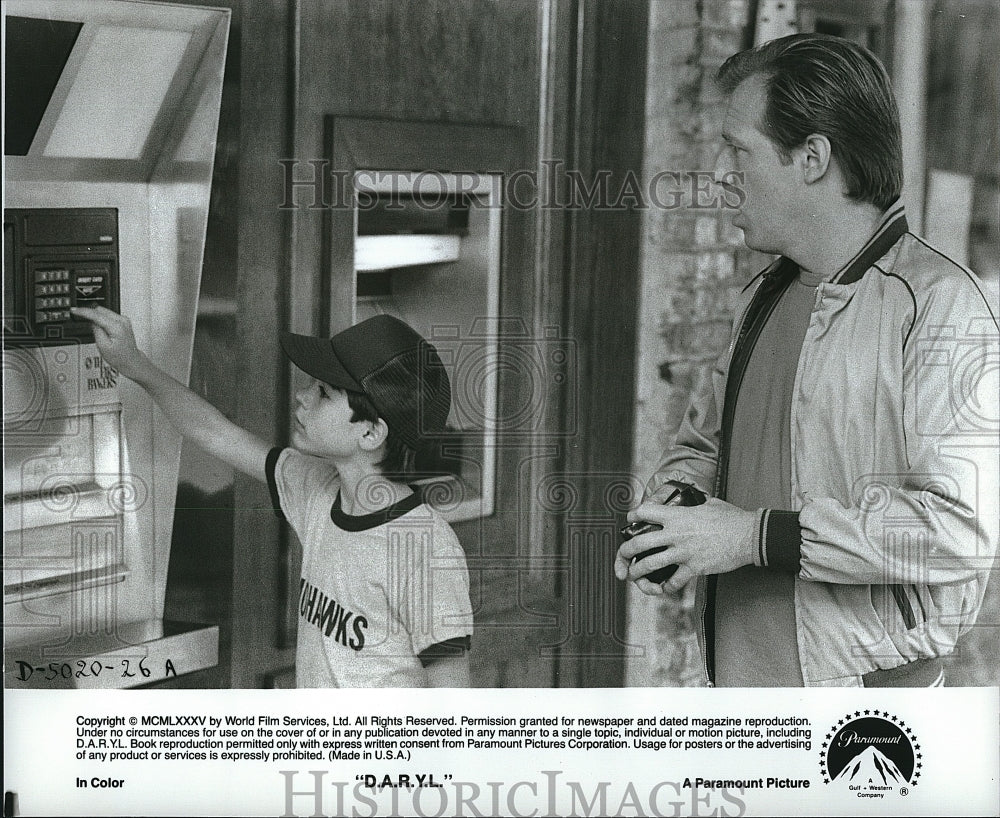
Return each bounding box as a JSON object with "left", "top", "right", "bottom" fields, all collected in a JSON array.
[
  {"left": 34, "top": 268, "right": 71, "bottom": 282},
  {"left": 36, "top": 310, "right": 72, "bottom": 323},
  {"left": 28, "top": 266, "right": 112, "bottom": 330},
  {"left": 35, "top": 283, "right": 72, "bottom": 296}
]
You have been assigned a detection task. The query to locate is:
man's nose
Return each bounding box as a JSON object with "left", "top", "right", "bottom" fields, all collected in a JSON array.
[
  {"left": 713, "top": 145, "right": 743, "bottom": 203},
  {"left": 295, "top": 384, "right": 312, "bottom": 407}
]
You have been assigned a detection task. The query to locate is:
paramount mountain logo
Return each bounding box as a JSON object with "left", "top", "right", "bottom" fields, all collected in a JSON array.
[
  {"left": 834, "top": 746, "right": 908, "bottom": 786},
  {"left": 820, "top": 711, "right": 921, "bottom": 799}
]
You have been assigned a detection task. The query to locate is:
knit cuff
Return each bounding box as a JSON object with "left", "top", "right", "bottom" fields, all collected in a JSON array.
[{"left": 755, "top": 509, "right": 802, "bottom": 573}]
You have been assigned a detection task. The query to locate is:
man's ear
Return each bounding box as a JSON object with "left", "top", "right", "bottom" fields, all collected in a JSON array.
[
  {"left": 799, "top": 133, "right": 832, "bottom": 184},
  {"left": 358, "top": 417, "right": 389, "bottom": 452}
]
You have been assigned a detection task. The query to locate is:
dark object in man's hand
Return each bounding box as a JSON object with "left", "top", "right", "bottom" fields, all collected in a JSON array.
[{"left": 620, "top": 481, "right": 707, "bottom": 583}]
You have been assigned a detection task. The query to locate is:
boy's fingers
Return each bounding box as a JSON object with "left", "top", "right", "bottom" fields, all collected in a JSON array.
[
  {"left": 70, "top": 306, "right": 121, "bottom": 333},
  {"left": 70, "top": 306, "right": 107, "bottom": 325}
]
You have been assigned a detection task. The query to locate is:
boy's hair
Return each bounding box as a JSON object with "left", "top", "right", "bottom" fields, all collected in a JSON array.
[
  {"left": 716, "top": 33, "right": 903, "bottom": 211},
  {"left": 345, "top": 389, "right": 415, "bottom": 479}
]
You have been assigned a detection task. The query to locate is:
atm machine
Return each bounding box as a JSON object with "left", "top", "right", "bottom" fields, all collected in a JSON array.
[{"left": 3, "top": 1, "right": 229, "bottom": 687}]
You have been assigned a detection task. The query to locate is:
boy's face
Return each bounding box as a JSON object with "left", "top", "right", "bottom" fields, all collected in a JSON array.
[{"left": 292, "top": 379, "right": 369, "bottom": 459}]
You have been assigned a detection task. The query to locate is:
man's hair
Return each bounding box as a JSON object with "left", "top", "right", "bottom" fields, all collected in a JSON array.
[
  {"left": 346, "top": 390, "right": 415, "bottom": 479},
  {"left": 717, "top": 33, "right": 903, "bottom": 210}
]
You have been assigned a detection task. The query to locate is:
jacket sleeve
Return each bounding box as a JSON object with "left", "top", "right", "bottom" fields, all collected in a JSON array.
[{"left": 759, "top": 274, "right": 1000, "bottom": 587}]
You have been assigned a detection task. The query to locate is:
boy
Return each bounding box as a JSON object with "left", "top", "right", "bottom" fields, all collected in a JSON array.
[{"left": 74, "top": 307, "right": 473, "bottom": 687}]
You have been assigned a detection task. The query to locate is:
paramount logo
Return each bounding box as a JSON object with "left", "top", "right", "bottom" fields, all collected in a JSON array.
[
  {"left": 821, "top": 711, "right": 921, "bottom": 798},
  {"left": 833, "top": 746, "right": 907, "bottom": 787}
]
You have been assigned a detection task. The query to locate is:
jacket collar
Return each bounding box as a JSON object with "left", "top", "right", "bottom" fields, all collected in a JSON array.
[
  {"left": 761, "top": 200, "right": 909, "bottom": 287},
  {"left": 831, "top": 199, "right": 908, "bottom": 285}
]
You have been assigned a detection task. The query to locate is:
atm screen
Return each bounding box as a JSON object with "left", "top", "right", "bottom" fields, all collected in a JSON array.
[{"left": 4, "top": 16, "right": 83, "bottom": 156}]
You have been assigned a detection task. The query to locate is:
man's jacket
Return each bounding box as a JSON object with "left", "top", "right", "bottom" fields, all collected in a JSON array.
[{"left": 650, "top": 202, "right": 1000, "bottom": 686}]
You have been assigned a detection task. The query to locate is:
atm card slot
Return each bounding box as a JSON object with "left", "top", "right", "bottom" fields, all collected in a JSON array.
[{"left": 3, "top": 563, "right": 128, "bottom": 602}]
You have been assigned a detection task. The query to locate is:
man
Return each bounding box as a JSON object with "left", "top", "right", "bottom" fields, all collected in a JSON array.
[{"left": 615, "top": 34, "right": 999, "bottom": 687}]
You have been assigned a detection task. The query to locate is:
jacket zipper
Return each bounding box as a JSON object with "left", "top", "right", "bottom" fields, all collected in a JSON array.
[
  {"left": 703, "top": 262, "right": 797, "bottom": 686},
  {"left": 712, "top": 300, "right": 753, "bottom": 498},
  {"left": 714, "top": 266, "right": 797, "bottom": 498},
  {"left": 890, "top": 584, "right": 918, "bottom": 630},
  {"left": 911, "top": 584, "right": 927, "bottom": 621},
  {"left": 702, "top": 282, "right": 757, "bottom": 687},
  {"left": 700, "top": 576, "right": 716, "bottom": 687}
]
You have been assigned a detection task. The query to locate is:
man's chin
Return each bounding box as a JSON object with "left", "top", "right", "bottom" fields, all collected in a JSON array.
[
  {"left": 736, "top": 226, "right": 772, "bottom": 254},
  {"left": 733, "top": 221, "right": 756, "bottom": 248}
]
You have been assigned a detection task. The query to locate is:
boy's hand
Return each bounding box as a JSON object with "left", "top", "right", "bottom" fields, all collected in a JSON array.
[{"left": 71, "top": 306, "right": 148, "bottom": 380}]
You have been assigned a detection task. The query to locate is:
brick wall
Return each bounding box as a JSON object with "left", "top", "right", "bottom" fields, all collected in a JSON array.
[{"left": 625, "top": 0, "right": 767, "bottom": 687}]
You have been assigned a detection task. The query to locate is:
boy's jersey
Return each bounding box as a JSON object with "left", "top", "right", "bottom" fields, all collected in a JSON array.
[{"left": 267, "top": 447, "right": 473, "bottom": 687}]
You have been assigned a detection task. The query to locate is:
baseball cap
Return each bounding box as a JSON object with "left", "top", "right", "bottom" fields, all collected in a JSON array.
[{"left": 279, "top": 315, "right": 451, "bottom": 449}]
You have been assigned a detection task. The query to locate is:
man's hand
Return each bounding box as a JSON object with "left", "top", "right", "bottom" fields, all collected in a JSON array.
[
  {"left": 71, "top": 306, "right": 149, "bottom": 381},
  {"left": 614, "top": 498, "right": 758, "bottom": 595}
]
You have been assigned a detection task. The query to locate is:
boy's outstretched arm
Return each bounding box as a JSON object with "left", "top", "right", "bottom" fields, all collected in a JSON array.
[{"left": 72, "top": 306, "right": 270, "bottom": 480}]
